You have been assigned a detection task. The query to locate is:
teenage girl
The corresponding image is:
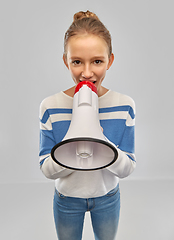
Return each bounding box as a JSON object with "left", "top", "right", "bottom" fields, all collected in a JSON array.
[{"left": 39, "top": 10, "right": 136, "bottom": 240}]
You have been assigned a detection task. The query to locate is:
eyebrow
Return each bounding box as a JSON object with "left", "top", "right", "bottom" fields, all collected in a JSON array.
[
  {"left": 70, "top": 57, "right": 82, "bottom": 60},
  {"left": 92, "top": 56, "right": 106, "bottom": 60},
  {"left": 70, "top": 56, "right": 106, "bottom": 61}
]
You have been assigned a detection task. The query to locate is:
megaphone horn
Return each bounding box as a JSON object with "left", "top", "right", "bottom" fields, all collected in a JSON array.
[{"left": 51, "top": 81, "right": 118, "bottom": 171}]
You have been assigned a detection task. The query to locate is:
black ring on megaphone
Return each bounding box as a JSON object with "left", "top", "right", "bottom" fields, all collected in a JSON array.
[{"left": 51, "top": 137, "right": 118, "bottom": 171}]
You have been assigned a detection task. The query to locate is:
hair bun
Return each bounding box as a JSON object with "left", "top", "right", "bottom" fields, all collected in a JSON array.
[{"left": 73, "top": 10, "right": 100, "bottom": 22}]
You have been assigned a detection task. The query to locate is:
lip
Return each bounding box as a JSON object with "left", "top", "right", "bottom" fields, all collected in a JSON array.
[{"left": 79, "top": 80, "right": 97, "bottom": 84}]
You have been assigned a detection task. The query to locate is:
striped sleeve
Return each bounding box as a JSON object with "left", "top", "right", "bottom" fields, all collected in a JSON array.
[
  {"left": 39, "top": 97, "right": 74, "bottom": 179},
  {"left": 39, "top": 99, "right": 56, "bottom": 166},
  {"left": 106, "top": 97, "right": 136, "bottom": 178}
]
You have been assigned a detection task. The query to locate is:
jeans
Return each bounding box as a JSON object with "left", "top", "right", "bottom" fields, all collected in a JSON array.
[{"left": 53, "top": 184, "right": 120, "bottom": 240}]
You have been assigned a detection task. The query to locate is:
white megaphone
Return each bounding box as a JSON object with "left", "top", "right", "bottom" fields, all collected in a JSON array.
[{"left": 51, "top": 81, "right": 118, "bottom": 171}]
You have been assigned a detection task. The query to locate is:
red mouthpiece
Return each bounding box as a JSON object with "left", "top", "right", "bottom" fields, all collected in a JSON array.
[{"left": 74, "top": 81, "right": 98, "bottom": 95}]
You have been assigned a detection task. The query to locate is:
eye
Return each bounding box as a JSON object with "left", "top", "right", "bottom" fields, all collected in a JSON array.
[
  {"left": 72, "top": 60, "right": 81, "bottom": 65},
  {"left": 94, "top": 60, "right": 102, "bottom": 65}
]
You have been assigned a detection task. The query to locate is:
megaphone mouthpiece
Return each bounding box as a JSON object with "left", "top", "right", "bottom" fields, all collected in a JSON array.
[{"left": 74, "top": 81, "right": 98, "bottom": 95}]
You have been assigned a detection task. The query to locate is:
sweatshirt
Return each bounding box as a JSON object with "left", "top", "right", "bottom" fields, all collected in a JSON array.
[{"left": 39, "top": 90, "right": 136, "bottom": 198}]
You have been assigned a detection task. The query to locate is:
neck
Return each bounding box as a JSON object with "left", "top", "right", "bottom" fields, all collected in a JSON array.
[
  {"left": 98, "top": 86, "right": 109, "bottom": 97},
  {"left": 63, "top": 86, "right": 76, "bottom": 97}
]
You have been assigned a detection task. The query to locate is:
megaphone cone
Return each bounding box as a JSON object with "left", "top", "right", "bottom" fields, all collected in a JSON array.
[{"left": 51, "top": 81, "right": 118, "bottom": 171}]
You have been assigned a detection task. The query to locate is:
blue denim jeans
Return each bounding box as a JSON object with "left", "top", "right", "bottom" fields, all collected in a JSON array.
[{"left": 53, "top": 184, "right": 120, "bottom": 240}]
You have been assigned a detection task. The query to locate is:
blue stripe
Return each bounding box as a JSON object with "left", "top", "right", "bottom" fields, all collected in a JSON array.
[
  {"left": 48, "top": 108, "right": 72, "bottom": 114},
  {"left": 128, "top": 107, "right": 135, "bottom": 120},
  {"left": 126, "top": 154, "right": 136, "bottom": 162},
  {"left": 41, "top": 108, "right": 72, "bottom": 124},
  {"left": 99, "top": 105, "right": 135, "bottom": 119},
  {"left": 39, "top": 129, "right": 56, "bottom": 156},
  {"left": 41, "top": 110, "right": 49, "bottom": 124},
  {"left": 52, "top": 121, "right": 71, "bottom": 143},
  {"left": 100, "top": 119, "right": 134, "bottom": 154},
  {"left": 40, "top": 159, "right": 46, "bottom": 166}
]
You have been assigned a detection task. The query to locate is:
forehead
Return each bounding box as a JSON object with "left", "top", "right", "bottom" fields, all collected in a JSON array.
[{"left": 66, "top": 34, "right": 109, "bottom": 57}]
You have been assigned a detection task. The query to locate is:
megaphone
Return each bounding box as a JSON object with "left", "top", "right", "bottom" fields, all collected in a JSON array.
[{"left": 51, "top": 81, "right": 118, "bottom": 171}]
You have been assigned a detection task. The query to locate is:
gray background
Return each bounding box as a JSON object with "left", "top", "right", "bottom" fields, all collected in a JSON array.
[{"left": 1, "top": 0, "right": 174, "bottom": 239}]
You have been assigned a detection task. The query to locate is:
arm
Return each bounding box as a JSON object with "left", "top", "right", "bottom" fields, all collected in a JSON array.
[
  {"left": 40, "top": 155, "right": 74, "bottom": 179},
  {"left": 106, "top": 145, "right": 136, "bottom": 178},
  {"left": 106, "top": 99, "right": 136, "bottom": 178},
  {"left": 39, "top": 100, "right": 74, "bottom": 179}
]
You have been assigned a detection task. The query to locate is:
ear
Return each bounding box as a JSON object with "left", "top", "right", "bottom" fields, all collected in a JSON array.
[
  {"left": 63, "top": 54, "right": 69, "bottom": 69},
  {"left": 107, "top": 53, "right": 114, "bottom": 70}
]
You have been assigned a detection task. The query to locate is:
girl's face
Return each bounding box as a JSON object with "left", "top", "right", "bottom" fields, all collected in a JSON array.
[{"left": 63, "top": 34, "right": 114, "bottom": 97}]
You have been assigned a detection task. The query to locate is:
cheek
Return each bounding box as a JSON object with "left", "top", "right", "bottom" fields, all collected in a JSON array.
[
  {"left": 69, "top": 68, "right": 80, "bottom": 78},
  {"left": 96, "top": 67, "right": 107, "bottom": 78}
]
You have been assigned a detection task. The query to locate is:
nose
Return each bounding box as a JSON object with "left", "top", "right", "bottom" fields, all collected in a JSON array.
[{"left": 81, "top": 64, "right": 93, "bottom": 79}]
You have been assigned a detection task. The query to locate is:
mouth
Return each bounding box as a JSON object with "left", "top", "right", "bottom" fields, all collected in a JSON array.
[{"left": 79, "top": 80, "right": 97, "bottom": 84}]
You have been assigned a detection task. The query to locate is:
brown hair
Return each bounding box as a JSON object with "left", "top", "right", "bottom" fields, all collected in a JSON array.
[{"left": 64, "top": 10, "right": 112, "bottom": 58}]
